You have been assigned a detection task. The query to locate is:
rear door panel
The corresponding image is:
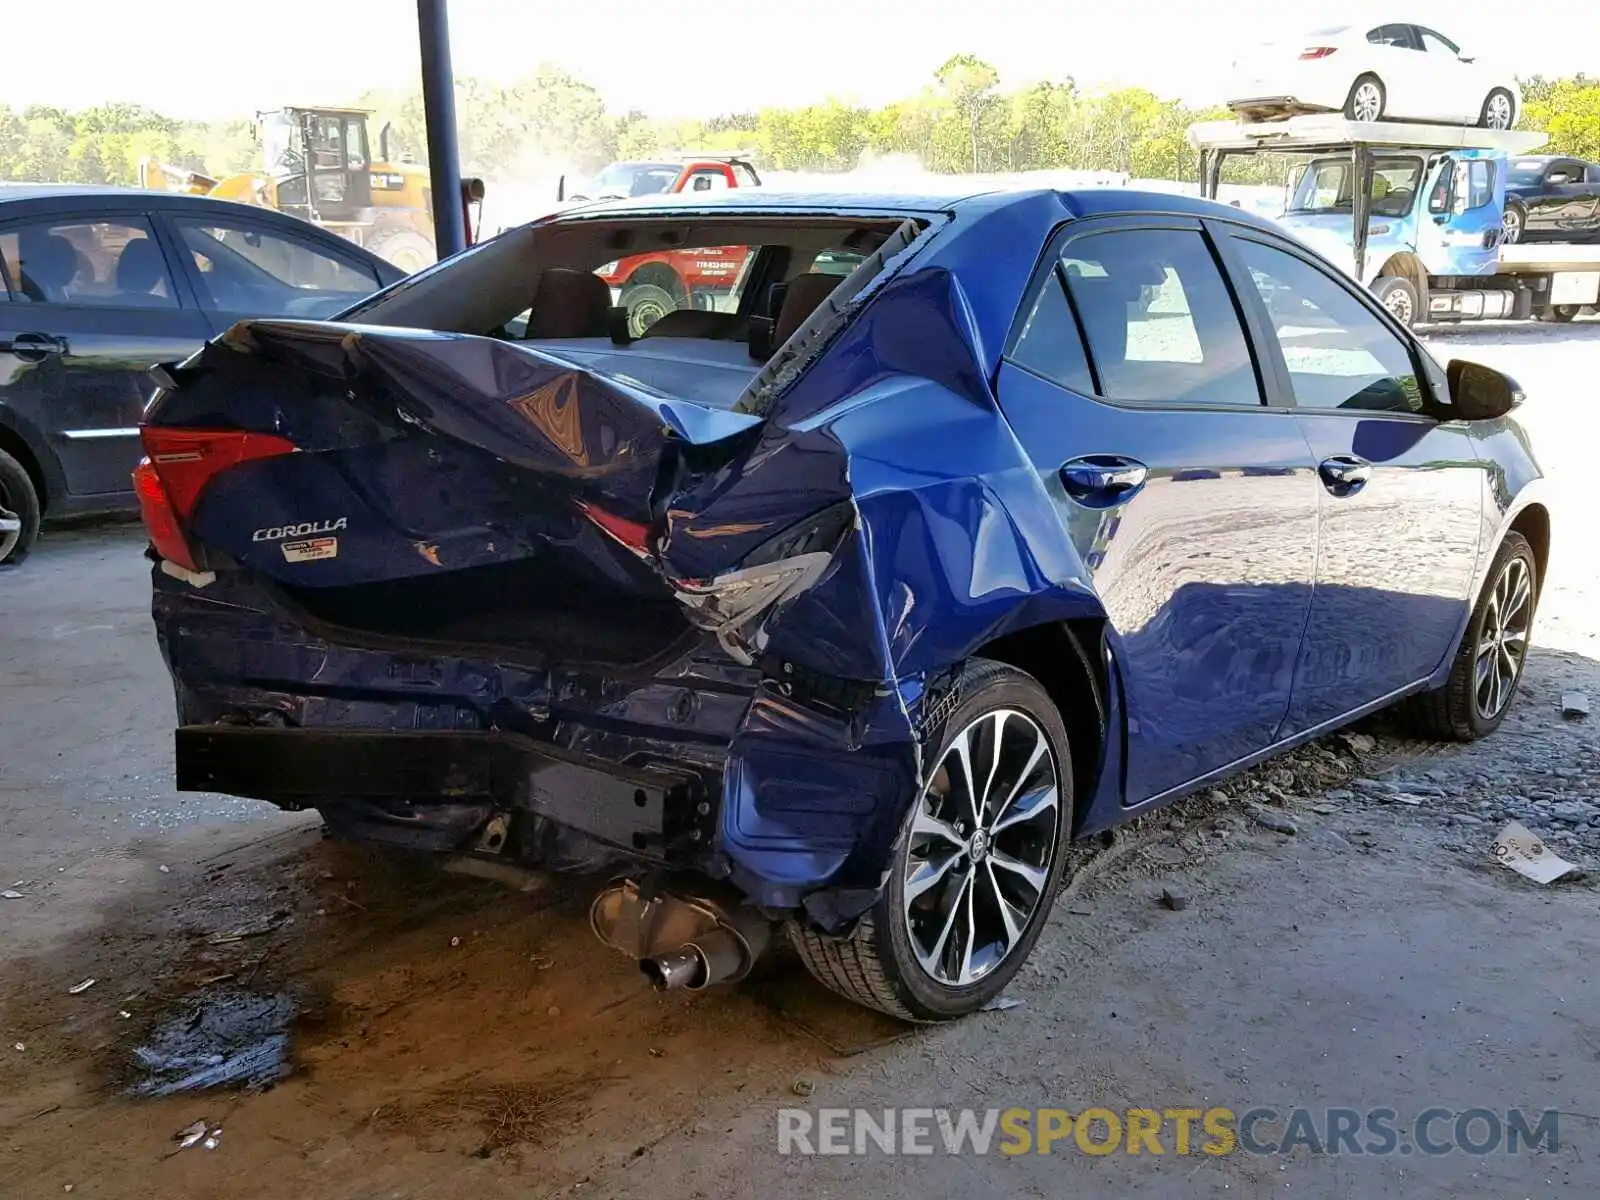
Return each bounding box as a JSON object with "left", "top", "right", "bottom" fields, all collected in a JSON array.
[
  {"left": 0, "top": 210, "right": 209, "bottom": 499},
  {"left": 996, "top": 216, "right": 1321, "bottom": 803}
]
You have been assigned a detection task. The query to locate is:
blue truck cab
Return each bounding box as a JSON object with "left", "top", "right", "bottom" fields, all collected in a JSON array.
[{"left": 1191, "top": 115, "right": 1600, "bottom": 325}]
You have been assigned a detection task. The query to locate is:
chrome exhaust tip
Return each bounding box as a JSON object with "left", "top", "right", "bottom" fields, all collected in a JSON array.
[
  {"left": 591, "top": 878, "right": 773, "bottom": 991},
  {"left": 642, "top": 949, "right": 704, "bottom": 991}
]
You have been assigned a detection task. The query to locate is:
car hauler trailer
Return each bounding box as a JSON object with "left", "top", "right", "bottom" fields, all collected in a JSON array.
[{"left": 1189, "top": 114, "right": 1600, "bottom": 325}]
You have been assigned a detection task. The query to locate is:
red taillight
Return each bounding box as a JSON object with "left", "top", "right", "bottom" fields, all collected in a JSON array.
[
  {"left": 133, "top": 458, "right": 194, "bottom": 570},
  {"left": 134, "top": 427, "right": 297, "bottom": 569},
  {"left": 576, "top": 500, "right": 653, "bottom": 556},
  {"left": 1298, "top": 45, "right": 1338, "bottom": 59}
]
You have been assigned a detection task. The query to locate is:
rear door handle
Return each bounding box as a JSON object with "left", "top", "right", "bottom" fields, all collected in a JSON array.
[
  {"left": 1318, "top": 454, "right": 1371, "bottom": 494},
  {"left": 0, "top": 332, "right": 68, "bottom": 362},
  {"left": 1060, "top": 455, "right": 1148, "bottom": 506}
]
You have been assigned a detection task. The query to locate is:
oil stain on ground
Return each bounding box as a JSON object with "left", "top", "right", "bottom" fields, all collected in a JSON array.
[{"left": 126, "top": 989, "right": 296, "bottom": 1097}]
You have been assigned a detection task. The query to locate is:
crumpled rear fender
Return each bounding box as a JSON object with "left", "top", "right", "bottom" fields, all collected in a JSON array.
[{"left": 667, "top": 267, "right": 1109, "bottom": 922}]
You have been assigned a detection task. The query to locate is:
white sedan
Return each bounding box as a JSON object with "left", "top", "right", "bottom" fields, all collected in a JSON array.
[{"left": 1228, "top": 22, "right": 1520, "bottom": 128}]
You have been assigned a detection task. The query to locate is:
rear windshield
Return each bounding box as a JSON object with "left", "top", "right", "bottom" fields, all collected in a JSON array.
[{"left": 341, "top": 214, "right": 925, "bottom": 354}]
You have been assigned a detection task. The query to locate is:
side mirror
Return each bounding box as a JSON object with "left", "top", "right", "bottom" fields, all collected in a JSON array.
[
  {"left": 1446, "top": 359, "right": 1523, "bottom": 420},
  {"left": 557, "top": 175, "right": 566, "bottom": 202},
  {"left": 378, "top": 121, "right": 392, "bottom": 163}
]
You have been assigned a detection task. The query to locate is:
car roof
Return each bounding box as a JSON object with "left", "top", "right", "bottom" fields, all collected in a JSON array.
[
  {"left": 0, "top": 183, "right": 396, "bottom": 267},
  {"left": 0, "top": 183, "right": 273, "bottom": 217},
  {"left": 0, "top": 182, "right": 354, "bottom": 226},
  {"left": 552, "top": 185, "right": 1283, "bottom": 232},
  {"left": 0, "top": 182, "right": 151, "bottom": 202}
]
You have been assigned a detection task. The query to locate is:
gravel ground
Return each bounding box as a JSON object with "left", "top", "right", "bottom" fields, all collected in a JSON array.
[{"left": 0, "top": 322, "right": 1596, "bottom": 1199}]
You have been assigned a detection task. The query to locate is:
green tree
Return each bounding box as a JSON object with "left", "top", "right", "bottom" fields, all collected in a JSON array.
[
  {"left": 11, "top": 63, "right": 1600, "bottom": 196},
  {"left": 935, "top": 54, "right": 1001, "bottom": 172}
]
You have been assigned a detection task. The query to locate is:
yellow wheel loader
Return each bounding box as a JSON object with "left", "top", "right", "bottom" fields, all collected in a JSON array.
[{"left": 140, "top": 106, "right": 483, "bottom": 272}]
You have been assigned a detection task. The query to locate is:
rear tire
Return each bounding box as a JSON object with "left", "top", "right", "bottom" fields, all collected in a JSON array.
[
  {"left": 364, "top": 229, "right": 436, "bottom": 274},
  {"left": 619, "top": 282, "right": 679, "bottom": 337},
  {"left": 0, "top": 446, "right": 41, "bottom": 567},
  {"left": 1399, "top": 532, "right": 1537, "bottom": 740},
  {"left": 1344, "top": 75, "right": 1387, "bottom": 122},
  {"left": 789, "top": 658, "right": 1074, "bottom": 1021},
  {"left": 1479, "top": 88, "right": 1516, "bottom": 130},
  {"left": 1372, "top": 275, "right": 1419, "bottom": 327},
  {"left": 1538, "top": 304, "right": 1578, "bottom": 323}
]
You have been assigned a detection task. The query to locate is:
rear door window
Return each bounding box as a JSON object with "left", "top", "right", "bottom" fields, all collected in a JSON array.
[
  {"left": 0, "top": 217, "right": 177, "bottom": 308},
  {"left": 1367, "top": 24, "right": 1414, "bottom": 48},
  {"left": 1058, "top": 227, "right": 1264, "bottom": 408},
  {"left": 173, "top": 217, "right": 382, "bottom": 317},
  {"left": 1009, "top": 273, "right": 1094, "bottom": 394}
]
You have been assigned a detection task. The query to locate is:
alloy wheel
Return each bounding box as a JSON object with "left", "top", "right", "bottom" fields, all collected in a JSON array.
[
  {"left": 1475, "top": 556, "right": 1533, "bottom": 720},
  {"left": 1485, "top": 93, "right": 1514, "bottom": 130},
  {"left": 1502, "top": 207, "right": 1522, "bottom": 244},
  {"left": 0, "top": 480, "right": 21, "bottom": 562},
  {"left": 1352, "top": 83, "right": 1383, "bottom": 122},
  {"left": 901, "top": 709, "right": 1061, "bottom": 987}
]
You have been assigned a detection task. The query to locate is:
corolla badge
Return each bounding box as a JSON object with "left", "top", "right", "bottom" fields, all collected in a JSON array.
[{"left": 252, "top": 518, "right": 348, "bottom": 542}]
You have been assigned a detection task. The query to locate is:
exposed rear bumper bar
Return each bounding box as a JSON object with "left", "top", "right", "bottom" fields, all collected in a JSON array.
[{"left": 175, "top": 725, "right": 707, "bottom": 859}]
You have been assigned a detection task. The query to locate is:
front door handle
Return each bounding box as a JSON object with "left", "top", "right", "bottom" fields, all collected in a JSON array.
[
  {"left": 1060, "top": 455, "right": 1148, "bottom": 506},
  {"left": 0, "top": 332, "right": 68, "bottom": 362},
  {"left": 1318, "top": 454, "right": 1371, "bottom": 495}
]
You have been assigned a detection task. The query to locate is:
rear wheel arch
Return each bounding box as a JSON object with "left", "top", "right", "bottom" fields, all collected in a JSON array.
[
  {"left": 974, "top": 618, "right": 1109, "bottom": 828},
  {"left": 0, "top": 423, "right": 49, "bottom": 513},
  {"left": 1374, "top": 253, "right": 1428, "bottom": 308}
]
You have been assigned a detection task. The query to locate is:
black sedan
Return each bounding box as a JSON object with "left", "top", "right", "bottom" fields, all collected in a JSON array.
[
  {"left": 0, "top": 185, "right": 405, "bottom": 565},
  {"left": 1502, "top": 155, "right": 1600, "bottom": 244}
]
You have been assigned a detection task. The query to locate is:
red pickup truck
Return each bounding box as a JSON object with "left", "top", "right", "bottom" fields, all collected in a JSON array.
[{"left": 561, "top": 156, "right": 762, "bottom": 336}]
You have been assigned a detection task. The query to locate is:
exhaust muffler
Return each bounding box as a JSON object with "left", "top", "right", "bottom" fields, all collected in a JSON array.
[{"left": 590, "top": 877, "right": 772, "bottom": 991}]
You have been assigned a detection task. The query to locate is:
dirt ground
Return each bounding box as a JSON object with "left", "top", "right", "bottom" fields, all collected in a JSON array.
[{"left": 2, "top": 325, "right": 1597, "bottom": 1198}]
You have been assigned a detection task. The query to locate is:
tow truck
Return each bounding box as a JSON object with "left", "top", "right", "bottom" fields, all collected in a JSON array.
[
  {"left": 1189, "top": 114, "right": 1600, "bottom": 325},
  {"left": 557, "top": 153, "right": 765, "bottom": 336}
]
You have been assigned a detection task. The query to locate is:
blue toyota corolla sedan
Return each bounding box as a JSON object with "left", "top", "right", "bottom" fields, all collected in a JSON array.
[{"left": 139, "top": 187, "right": 1549, "bottom": 1020}]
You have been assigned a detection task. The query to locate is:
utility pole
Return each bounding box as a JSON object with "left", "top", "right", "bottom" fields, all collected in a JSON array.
[{"left": 417, "top": 0, "right": 466, "bottom": 258}]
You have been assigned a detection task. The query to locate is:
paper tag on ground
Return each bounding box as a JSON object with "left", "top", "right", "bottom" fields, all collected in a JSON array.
[
  {"left": 282, "top": 537, "right": 338, "bottom": 563},
  {"left": 1491, "top": 821, "right": 1577, "bottom": 884}
]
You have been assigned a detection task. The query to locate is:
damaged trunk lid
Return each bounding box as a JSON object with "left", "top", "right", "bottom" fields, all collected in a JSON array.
[{"left": 141, "top": 321, "right": 849, "bottom": 666}]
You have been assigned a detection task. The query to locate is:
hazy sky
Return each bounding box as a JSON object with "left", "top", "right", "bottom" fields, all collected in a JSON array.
[{"left": 21, "top": 1, "right": 1600, "bottom": 119}]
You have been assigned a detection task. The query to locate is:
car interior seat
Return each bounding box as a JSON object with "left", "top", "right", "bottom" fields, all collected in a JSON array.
[
  {"left": 523, "top": 268, "right": 613, "bottom": 339},
  {"left": 16, "top": 234, "right": 80, "bottom": 303},
  {"left": 1068, "top": 274, "right": 1136, "bottom": 372},
  {"left": 772, "top": 273, "right": 843, "bottom": 345},
  {"left": 115, "top": 238, "right": 171, "bottom": 304},
  {"left": 638, "top": 308, "right": 741, "bottom": 340}
]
